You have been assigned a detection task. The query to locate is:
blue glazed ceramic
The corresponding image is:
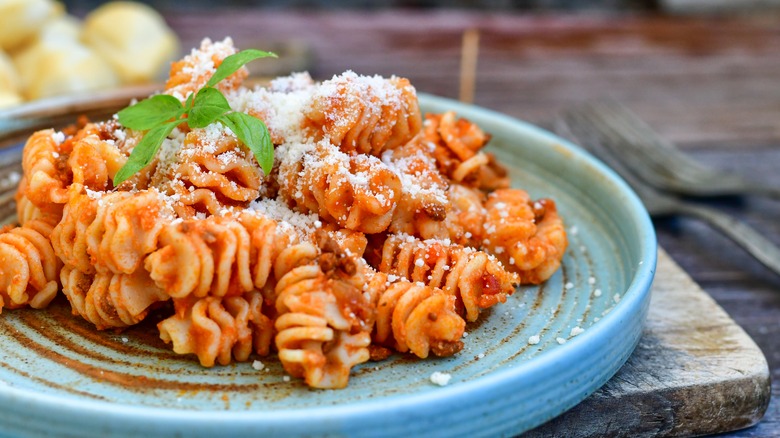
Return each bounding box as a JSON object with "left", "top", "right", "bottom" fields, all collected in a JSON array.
[{"left": 0, "top": 94, "right": 656, "bottom": 437}]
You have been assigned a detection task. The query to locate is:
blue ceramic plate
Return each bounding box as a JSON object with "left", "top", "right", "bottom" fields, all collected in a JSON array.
[{"left": 0, "top": 94, "right": 656, "bottom": 437}]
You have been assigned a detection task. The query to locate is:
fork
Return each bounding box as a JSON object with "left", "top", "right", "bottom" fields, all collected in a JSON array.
[
  {"left": 568, "top": 100, "right": 780, "bottom": 199},
  {"left": 556, "top": 110, "right": 780, "bottom": 277}
]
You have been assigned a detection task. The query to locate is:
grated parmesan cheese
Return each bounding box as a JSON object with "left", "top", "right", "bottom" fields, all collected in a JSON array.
[
  {"left": 51, "top": 131, "right": 65, "bottom": 144},
  {"left": 430, "top": 371, "right": 452, "bottom": 386},
  {"left": 247, "top": 197, "right": 321, "bottom": 234}
]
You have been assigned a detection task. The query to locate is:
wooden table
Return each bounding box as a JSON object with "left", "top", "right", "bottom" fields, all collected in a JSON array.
[{"left": 162, "top": 10, "right": 780, "bottom": 436}]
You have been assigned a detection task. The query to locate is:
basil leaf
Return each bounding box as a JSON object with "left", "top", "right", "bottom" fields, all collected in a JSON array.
[
  {"left": 117, "top": 94, "right": 184, "bottom": 131},
  {"left": 206, "top": 49, "right": 277, "bottom": 88},
  {"left": 184, "top": 92, "right": 194, "bottom": 110},
  {"left": 113, "top": 121, "right": 179, "bottom": 186},
  {"left": 187, "top": 87, "right": 231, "bottom": 129},
  {"left": 219, "top": 112, "right": 273, "bottom": 175}
]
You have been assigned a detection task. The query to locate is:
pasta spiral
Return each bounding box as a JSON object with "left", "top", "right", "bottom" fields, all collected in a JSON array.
[
  {"left": 0, "top": 219, "right": 61, "bottom": 312},
  {"left": 146, "top": 213, "right": 307, "bottom": 301},
  {"left": 423, "top": 112, "right": 510, "bottom": 191},
  {"left": 19, "top": 129, "right": 69, "bottom": 216},
  {"left": 60, "top": 266, "right": 168, "bottom": 330},
  {"left": 165, "top": 37, "right": 247, "bottom": 100},
  {"left": 150, "top": 126, "right": 265, "bottom": 218},
  {"left": 151, "top": 221, "right": 315, "bottom": 368},
  {"left": 145, "top": 216, "right": 254, "bottom": 299},
  {"left": 274, "top": 260, "right": 373, "bottom": 389},
  {"left": 238, "top": 212, "right": 308, "bottom": 292},
  {"left": 376, "top": 234, "right": 518, "bottom": 322},
  {"left": 278, "top": 140, "right": 401, "bottom": 233},
  {"left": 15, "top": 178, "right": 52, "bottom": 226},
  {"left": 442, "top": 182, "right": 487, "bottom": 248},
  {"left": 383, "top": 135, "right": 450, "bottom": 239},
  {"left": 67, "top": 128, "right": 127, "bottom": 191},
  {"left": 370, "top": 273, "right": 465, "bottom": 359},
  {"left": 158, "top": 291, "right": 271, "bottom": 367},
  {"left": 50, "top": 188, "right": 97, "bottom": 274},
  {"left": 52, "top": 188, "right": 173, "bottom": 275},
  {"left": 483, "top": 189, "right": 568, "bottom": 284},
  {"left": 302, "top": 71, "right": 422, "bottom": 156}
]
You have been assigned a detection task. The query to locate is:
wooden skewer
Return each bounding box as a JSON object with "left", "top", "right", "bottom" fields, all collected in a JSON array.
[{"left": 459, "top": 28, "right": 480, "bottom": 104}]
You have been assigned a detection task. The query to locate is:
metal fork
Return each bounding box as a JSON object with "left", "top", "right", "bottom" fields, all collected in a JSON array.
[
  {"left": 556, "top": 109, "right": 780, "bottom": 277},
  {"left": 569, "top": 100, "right": 780, "bottom": 199}
]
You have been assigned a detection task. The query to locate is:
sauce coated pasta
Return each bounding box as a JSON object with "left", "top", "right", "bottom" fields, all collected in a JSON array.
[{"left": 1, "top": 37, "right": 567, "bottom": 389}]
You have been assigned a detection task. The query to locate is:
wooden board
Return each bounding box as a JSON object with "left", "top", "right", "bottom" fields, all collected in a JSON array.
[{"left": 524, "top": 248, "right": 771, "bottom": 437}]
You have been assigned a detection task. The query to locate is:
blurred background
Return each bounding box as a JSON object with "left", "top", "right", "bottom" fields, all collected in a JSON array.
[
  {"left": 62, "top": 0, "right": 657, "bottom": 12},
  {"left": 56, "top": 0, "right": 780, "bottom": 14},
  {"left": 3, "top": 0, "right": 780, "bottom": 108}
]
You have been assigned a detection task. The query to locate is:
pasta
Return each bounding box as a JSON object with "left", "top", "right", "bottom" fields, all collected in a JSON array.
[
  {"left": 1, "top": 38, "right": 568, "bottom": 389},
  {"left": 145, "top": 217, "right": 256, "bottom": 299},
  {"left": 19, "top": 130, "right": 70, "bottom": 214},
  {"left": 0, "top": 219, "right": 60, "bottom": 312},
  {"left": 165, "top": 37, "right": 246, "bottom": 100},
  {"left": 423, "top": 112, "right": 510, "bottom": 192},
  {"left": 442, "top": 182, "right": 488, "bottom": 248},
  {"left": 375, "top": 234, "right": 519, "bottom": 322},
  {"left": 383, "top": 135, "right": 450, "bottom": 239},
  {"left": 158, "top": 292, "right": 267, "bottom": 367},
  {"left": 303, "top": 71, "right": 422, "bottom": 156},
  {"left": 277, "top": 140, "right": 401, "bottom": 233},
  {"left": 274, "top": 261, "right": 372, "bottom": 388},
  {"left": 52, "top": 188, "right": 174, "bottom": 275},
  {"left": 66, "top": 125, "right": 127, "bottom": 191},
  {"left": 60, "top": 266, "right": 167, "bottom": 330},
  {"left": 150, "top": 125, "right": 266, "bottom": 218},
  {"left": 483, "top": 189, "right": 568, "bottom": 284},
  {"left": 370, "top": 273, "right": 465, "bottom": 359}
]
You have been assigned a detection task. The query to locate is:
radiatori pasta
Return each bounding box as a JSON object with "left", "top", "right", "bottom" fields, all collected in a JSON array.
[{"left": 1, "top": 37, "right": 568, "bottom": 389}]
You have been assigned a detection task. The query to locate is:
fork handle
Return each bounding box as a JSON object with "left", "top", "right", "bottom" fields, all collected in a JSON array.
[{"left": 676, "top": 202, "right": 780, "bottom": 276}]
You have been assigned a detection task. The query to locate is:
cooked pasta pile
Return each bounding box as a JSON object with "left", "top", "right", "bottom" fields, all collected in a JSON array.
[{"left": 2, "top": 38, "right": 567, "bottom": 389}]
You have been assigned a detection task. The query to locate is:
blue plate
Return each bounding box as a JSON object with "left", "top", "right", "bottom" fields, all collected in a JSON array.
[{"left": 0, "top": 94, "right": 656, "bottom": 437}]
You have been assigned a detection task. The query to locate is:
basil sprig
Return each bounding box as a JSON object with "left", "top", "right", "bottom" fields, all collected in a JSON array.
[{"left": 113, "top": 49, "right": 277, "bottom": 186}]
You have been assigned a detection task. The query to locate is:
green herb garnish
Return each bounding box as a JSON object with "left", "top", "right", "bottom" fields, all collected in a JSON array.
[{"left": 113, "top": 49, "right": 278, "bottom": 186}]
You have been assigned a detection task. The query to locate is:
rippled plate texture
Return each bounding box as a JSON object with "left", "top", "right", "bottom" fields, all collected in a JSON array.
[{"left": 0, "top": 94, "right": 656, "bottom": 437}]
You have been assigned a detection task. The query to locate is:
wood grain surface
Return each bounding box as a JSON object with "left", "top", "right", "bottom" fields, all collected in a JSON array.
[
  {"left": 525, "top": 249, "right": 770, "bottom": 437},
  {"left": 161, "top": 10, "right": 780, "bottom": 436}
]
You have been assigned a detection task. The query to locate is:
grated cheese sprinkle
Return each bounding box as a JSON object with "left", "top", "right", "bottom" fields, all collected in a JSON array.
[{"left": 430, "top": 371, "right": 452, "bottom": 386}]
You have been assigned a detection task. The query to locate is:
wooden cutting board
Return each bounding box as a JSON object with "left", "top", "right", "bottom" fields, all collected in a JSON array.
[{"left": 525, "top": 248, "right": 771, "bottom": 437}]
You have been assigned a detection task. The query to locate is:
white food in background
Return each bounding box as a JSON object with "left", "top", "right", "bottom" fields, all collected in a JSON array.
[
  {"left": 0, "top": 0, "right": 63, "bottom": 51},
  {"left": 13, "top": 36, "right": 118, "bottom": 100},
  {"left": 82, "top": 1, "right": 179, "bottom": 83},
  {"left": 0, "top": 50, "right": 20, "bottom": 108}
]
